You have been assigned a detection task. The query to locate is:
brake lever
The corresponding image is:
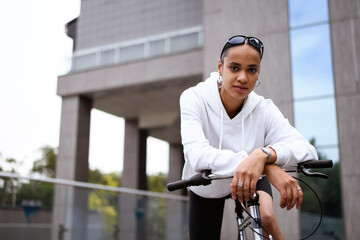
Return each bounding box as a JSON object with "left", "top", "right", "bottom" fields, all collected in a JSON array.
[{"left": 297, "top": 164, "right": 328, "bottom": 179}]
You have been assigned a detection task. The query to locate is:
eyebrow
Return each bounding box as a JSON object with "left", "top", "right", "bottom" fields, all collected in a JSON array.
[{"left": 228, "top": 62, "right": 259, "bottom": 68}]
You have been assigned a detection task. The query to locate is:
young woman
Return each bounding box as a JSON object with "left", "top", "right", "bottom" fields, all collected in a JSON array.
[{"left": 179, "top": 35, "right": 318, "bottom": 239}]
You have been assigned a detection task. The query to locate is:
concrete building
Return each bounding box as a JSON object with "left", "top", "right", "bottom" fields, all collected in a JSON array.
[{"left": 55, "top": 0, "right": 359, "bottom": 239}]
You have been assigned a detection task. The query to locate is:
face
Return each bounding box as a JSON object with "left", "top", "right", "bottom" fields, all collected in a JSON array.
[{"left": 217, "top": 44, "right": 261, "bottom": 109}]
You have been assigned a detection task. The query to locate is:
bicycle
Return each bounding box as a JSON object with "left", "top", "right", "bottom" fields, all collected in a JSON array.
[{"left": 167, "top": 159, "right": 333, "bottom": 240}]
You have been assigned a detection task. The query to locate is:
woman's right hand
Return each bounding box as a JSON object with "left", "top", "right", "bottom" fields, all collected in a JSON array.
[{"left": 231, "top": 148, "right": 268, "bottom": 203}]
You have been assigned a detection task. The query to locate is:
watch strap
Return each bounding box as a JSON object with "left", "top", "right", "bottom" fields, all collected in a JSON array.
[{"left": 261, "top": 147, "right": 272, "bottom": 163}]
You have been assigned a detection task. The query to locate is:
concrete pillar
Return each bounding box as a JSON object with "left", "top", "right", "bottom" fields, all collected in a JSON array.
[
  {"left": 166, "top": 144, "right": 186, "bottom": 240},
  {"left": 328, "top": 0, "right": 360, "bottom": 238},
  {"left": 52, "top": 96, "right": 92, "bottom": 240},
  {"left": 167, "top": 144, "right": 184, "bottom": 195},
  {"left": 122, "top": 119, "right": 147, "bottom": 189},
  {"left": 119, "top": 119, "right": 148, "bottom": 240}
]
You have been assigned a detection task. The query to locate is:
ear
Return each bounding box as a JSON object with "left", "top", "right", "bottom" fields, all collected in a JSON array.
[{"left": 217, "top": 59, "right": 223, "bottom": 76}]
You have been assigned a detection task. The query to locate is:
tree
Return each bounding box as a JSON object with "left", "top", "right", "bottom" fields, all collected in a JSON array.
[
  {"left": 300, "top": 138, "right": 342, "bottom": 217},
  {"left": 31, "top": 146, "right": 57, "bottom": 178},
  {"left": 0, "top": 154, "right": 22, "bottom": 206}
]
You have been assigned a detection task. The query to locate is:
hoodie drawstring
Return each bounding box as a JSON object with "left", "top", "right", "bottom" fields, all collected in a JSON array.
[
  {"left": 241, "top": 114, "right": 244, "bottom": 152},
  {"left": 219, "top": 108, "right": 224, "bottom": 149}
]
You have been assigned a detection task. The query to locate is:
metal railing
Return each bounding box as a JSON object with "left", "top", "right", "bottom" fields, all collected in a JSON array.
[{"left": 0, "top": 171, "right": 188, "bottom": 240}]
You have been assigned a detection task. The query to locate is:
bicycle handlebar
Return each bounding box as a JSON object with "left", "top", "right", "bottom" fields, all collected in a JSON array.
[
  {"left": 298, "top": 159, "right": 333, "bottom": 169},
  {"left": 167, "top": 169, "right": 212, "bottom": 191},
  {"left": 167, "top": 159, "right": 333, "bottom": 192}
]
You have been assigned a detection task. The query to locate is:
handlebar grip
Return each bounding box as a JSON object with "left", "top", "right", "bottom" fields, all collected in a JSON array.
[
  {"left": 300, "top": 160, "right": 333, "bottom": 169},
  {"left": 167, "top": 179, "right": 192, "bottom": 191},
  {"left": 167, "top": 171, "right": 212, "bottom": 191}
]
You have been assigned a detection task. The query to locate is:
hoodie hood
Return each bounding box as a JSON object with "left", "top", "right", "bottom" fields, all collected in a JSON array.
[
  {"left": 199, "top": 72, "right": 263, "bottom": 123},
  {"left": 197, "top": 72, "right": 263, "bottom": 149}
]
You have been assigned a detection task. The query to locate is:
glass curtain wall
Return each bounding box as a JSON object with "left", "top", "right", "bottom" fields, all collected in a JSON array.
[{"left": 288, "top": 0, "right": 343, "bottom": 239}]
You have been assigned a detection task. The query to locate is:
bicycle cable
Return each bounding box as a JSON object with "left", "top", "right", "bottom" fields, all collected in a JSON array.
[
  {"left": 293, "top": 176, "right": 323, "bottom": 240},
  {"left": 239, "top": 202, "right": 273, "bottom": 240},
  {"left": 238, "top": 177, "right": 323, "bottom": 240}
]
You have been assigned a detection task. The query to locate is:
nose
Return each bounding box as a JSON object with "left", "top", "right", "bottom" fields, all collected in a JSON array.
[{"left": 237, "top": 70, "right": 248, "bottom": 83}]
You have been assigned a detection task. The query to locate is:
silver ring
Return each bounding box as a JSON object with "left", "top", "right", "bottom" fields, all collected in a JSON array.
[
  {"left": 297, "top": 188, "right": 302, "bottom": 191},
  {"left": 237, "top": 182, "right": 243, "bottom": 188}
]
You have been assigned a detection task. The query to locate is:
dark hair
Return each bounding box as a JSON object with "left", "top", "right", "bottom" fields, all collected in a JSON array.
[{"left": 220, "top": 45, "right": 239, "bottom": 64}]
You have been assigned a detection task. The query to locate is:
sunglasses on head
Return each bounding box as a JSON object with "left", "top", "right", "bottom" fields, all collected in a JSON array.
[{"left": 220, "top": 35, "right": 264, "bottom": 60}]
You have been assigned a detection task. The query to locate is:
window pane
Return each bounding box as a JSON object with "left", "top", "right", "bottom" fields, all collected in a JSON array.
[
  {"left": 101, "top": 49, "right": 115, "bottom": 66},
  {"left": 149, "top": 39, "right": 166, "bottom": 57},
  {"left": 294, "top": 97, "right": 338, "bottom": 147},
  {"left": 290, "top": 25, "right": 334, "bottom": 99},
  {"left": 73, "top": 53, "right": 97, "bottom": 71},
  {"left": 288, "top": 0, "right": 329, "bottom": 27},
  {"left": 170, "top": 32, "right": 199, "bottom": 53},
  {"left": 119, "top": 44, "right": 145, "bottom": 62}
]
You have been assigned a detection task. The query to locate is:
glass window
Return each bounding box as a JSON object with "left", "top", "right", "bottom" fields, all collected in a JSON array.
[
  {"left": 290, "top": 24, "right": 335, "bottom": 99},
  {"left": 317, "top": 147, "right": 339, "bottom": 162},
  {"left": 119, "top": 43, "right": 145, "bottom": 62},
  {"left": 170, "top": 32, "right": 199, "bottom": 53},
  {"left": 149, "top": 39, "right": 166, "bottom": 57},
  {"left": 288, "top": 0, "right": 329, "bottom": 27},
  {"left": 101, "top": 49, "right": 116, "bottom": 66},
  {"left": 294, "top": 98, "right": 338, "bottom": 147},
  {"left": 73, "top": 53, "right": 97, "bottom": 71}
]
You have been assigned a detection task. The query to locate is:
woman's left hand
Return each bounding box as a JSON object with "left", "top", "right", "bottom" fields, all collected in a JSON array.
[{"left": 264, "top": 164, "right": 303, "bottom": 210}]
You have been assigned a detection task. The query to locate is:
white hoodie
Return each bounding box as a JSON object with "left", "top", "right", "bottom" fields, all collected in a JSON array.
[{"left": 180, "top": 72, "right": 318, "bottom": 198}]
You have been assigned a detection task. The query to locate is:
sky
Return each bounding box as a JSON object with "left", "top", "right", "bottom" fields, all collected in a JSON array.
[{"left": 0, "top": 0, "right": 169, "bottom": 176}]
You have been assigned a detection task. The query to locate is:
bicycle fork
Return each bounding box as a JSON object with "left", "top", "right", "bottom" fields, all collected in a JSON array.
[{"left": 235, "top": 193, "right": 265, "bottom": 240}]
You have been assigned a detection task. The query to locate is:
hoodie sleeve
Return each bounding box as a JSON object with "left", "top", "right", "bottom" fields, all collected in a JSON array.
[
  {"left": 262, "top": 100, "right": 318, "bottom": 169},
  {"left": 180, "top": 89, "right": 248, "bottom": 176}
]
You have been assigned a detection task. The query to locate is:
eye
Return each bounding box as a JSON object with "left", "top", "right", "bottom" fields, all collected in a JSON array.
[
  {"left": 248, "top": 67, "right": 257, "bottom": 73},
  {"left": 229, "top": 66, "right": 239, "bottom": 71}
]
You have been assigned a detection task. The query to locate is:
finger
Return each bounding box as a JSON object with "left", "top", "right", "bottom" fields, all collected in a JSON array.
[
  {"left": 249, "top": 179, "right": 257, "bottom": 200},
  {"left": 242, "top": 179, "right": 250, "bottom": 203},
  {"left": 231, "top": 178, "right": 238, "bottom": 200},
  {"left": 235, "top": 179, "right": 245, "bottom": 203},
  {"left": 279, "top": 188, "right": 288, "bottom": 208},
  {"left": 287, "top": 186, "right": 298, "bottom": 210},
  {"left": 296, "top": 188, "right": 304, "bottom": 209},
  {"left": 285, "top": 186, "right": 292, "bottom": 208}
]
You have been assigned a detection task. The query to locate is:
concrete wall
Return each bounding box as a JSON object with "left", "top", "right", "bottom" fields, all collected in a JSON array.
[
  {"left": 76, "top": 0, "right": 203, "bottom": 50},
  {"left": 328, "top": 0, "right": 360, "bottom": 239},
  {"left": 0, "top": 208, "right": 52, "bottom": 240}
]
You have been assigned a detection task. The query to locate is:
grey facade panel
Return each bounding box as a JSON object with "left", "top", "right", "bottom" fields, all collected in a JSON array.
[{"left": 76, "top": 0, "right": 203, "bottom": 50}]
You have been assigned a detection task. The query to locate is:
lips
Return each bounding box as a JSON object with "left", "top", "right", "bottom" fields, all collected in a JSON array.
[{"left": 234, "top": 85, "right": 248, "bottom": 91}]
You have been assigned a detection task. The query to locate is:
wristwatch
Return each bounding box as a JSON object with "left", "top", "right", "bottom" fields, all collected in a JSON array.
[{"left": 261, "top": 147, "right": 272, "bottom": 163}]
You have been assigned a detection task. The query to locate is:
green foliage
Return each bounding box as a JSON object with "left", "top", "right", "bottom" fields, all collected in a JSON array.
[
  {"left": 17, "top": 182, "right": 54, "bottom": 207},
  {"left": 31, "top": 146, "right": 57, "bottom": 178},
  {"left": 299, "top": 162, "right": 342, "bottom": 217},
  {"left": 0, "top": 147, "right": 57, "bottom": 207},
  {"left": 0, "top": 154, "right": 22, "bottom": 206},
  {"left": 147, "top": 173, "right": 167, "bottom": 193},
  {"left": 146, "top": 173, "right": 168, "bottom": 238},
  {"left": 300, "top": 138, "right": 342, "bottom": 217}
]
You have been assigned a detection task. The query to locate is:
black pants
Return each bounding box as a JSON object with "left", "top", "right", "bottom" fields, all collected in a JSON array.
[{"left": 189, "top": 176, "right": 272, "bottom": 240}]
